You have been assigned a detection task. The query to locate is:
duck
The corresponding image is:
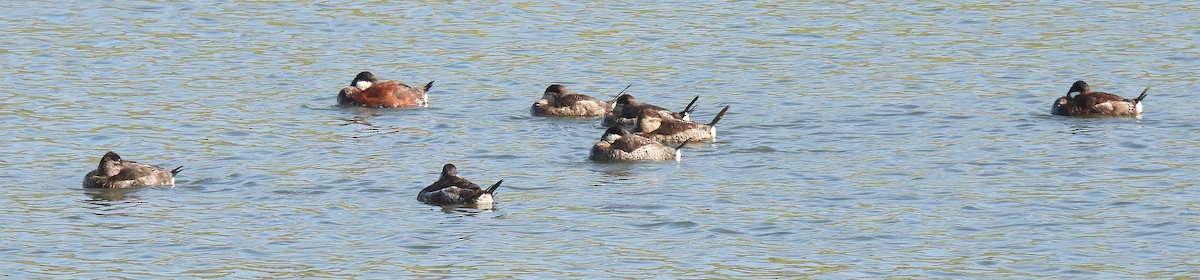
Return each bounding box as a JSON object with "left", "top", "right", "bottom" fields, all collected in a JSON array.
[
  {"left": 589, "top": 126, "right": 688, "bottom": 162},
  {"left": 634, "top": 105, "right": 730, "bottom": 143},
  {"left": 530, "top": 84, "right": 613, "bottom": 117},
  {"left": 417, "top": 164, "right": 503, "bottom": 207},
  {"left": 337, "top": 71, "right": 434, "bottom": 108},
  {"left": 602, "top": 94, "right": 698, "bottom": 128},
  {"left": 82, "top": 151, "right": 182, "bottom": 188},
  {"left": 1051, "top": 80, "right": 1149, "bottom": 116}
]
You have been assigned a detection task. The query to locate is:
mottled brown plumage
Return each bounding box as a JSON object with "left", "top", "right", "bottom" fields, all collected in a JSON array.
[
  {"left": 602, "top": 94, "right": 696, "bottom": 128},
  {"left": 531, "top": 84, "right": 611, "bottom": 117},
  {"left": 82, "top": 151, "right": 181, "bottom": 188},
  {"left": 634, "top": 105, "right": 729, "bottom": 143},
  {"left": 589, "top": 126, "right": 684, "bottom": 162}
]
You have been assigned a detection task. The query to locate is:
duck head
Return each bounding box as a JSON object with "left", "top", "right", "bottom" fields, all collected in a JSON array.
[
  {"left": 1068, "top": 80, "right": 1091, "bottom": 97},
  {"left": 440, "top": 163, "right": 459, "bottom": 181},
  {"left": 615, "top": 94, "right": 639, "bottom": 106},
  {"left": 612, "top": 94, "right": 639, "bottom": 113},
  {"left": 1052, "top": 80, "right": 1090, "bottom": 116},
  {"left": 601, "top": 126, "right": 627, "bottom": 142},
  {"left": 543, "top": 84, "right": 568, "bottom": 103},
  {"left": 351, "top": 71, "right": 378, "bottom": 90},
  {"left": 97, "top": 151, "right": 124, "bottom": 177}
]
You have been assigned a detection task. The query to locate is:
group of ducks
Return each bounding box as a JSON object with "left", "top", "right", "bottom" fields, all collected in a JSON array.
[
  {"left": 532, "top": 84, "right": 731, "bottom": 161},
  {"left": 82, "top": 73, "right": 1147, "bottom": 208}
]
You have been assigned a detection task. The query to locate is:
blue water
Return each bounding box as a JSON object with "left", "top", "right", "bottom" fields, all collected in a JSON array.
[{"left": 2, "top": 1, "right": 1199, "bottom": 278}]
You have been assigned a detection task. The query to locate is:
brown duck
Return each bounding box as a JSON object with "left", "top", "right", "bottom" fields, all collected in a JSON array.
[
  {"left": 602, "top": 94, "right": 697, "bottom": 128},
  {"left": 337, "top": 71, "right": 434, "bottom": 108},
  {"left": 530, "top": 84, "right": 613, "bottom": 117},
  {"left": 82, "top": 151, "right": 182, "bottom": 188},
  {"left": 1051, "top": 80, "right": 1148, "bottom": 116},
  {"left": 634, "top": 105, "right": 730, "bottom": 143},
  {"left": 589, "top": 126, "right": 688, "bottom": 162}
]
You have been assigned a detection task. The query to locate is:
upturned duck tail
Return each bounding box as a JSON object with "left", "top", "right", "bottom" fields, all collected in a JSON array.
[
  {"left": 486, "top": 180, "right": 503, "bottom": 194},
  {"left": 423, "top": 81, "right": 435, "bottom": 92},
  {"left": 171, "top": 166, "right": 183, "bottom": 176},
  {"left": 708, "top": 105, "right": 731, "bottom": 126},
  {"left": 681, "top": 95, "right": 700, "bottom": 115},
  {"left": 610, "top": 84, "right": 633, "bottom": 103},
  {"left": 675, "top": 138, "right": 691, "bottom": 150},
  {"left": 1134, "top": 86, "right": 1149, "bottom": 105}
]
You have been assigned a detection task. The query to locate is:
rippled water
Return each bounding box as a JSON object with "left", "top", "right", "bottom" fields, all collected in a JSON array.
[{"left": 3, "top": 1, "right": 1200, "bottom": 278}]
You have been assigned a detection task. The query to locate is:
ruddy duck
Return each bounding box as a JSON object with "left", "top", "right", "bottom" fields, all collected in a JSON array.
[
  {"left": 417, "top": 164, "right": 503, "bottom": 207},
  {"left": 530, "top": 84, "right": 613, "bottom": 117},
  {"left": 589, "top": 126, "right": 688, "bottom": 162},
  {"left": 337, "top": 71, "right": 434, "bottom": 108},
  {"left": 634, "top": 105, "right": 730, "bottom": 143},
  {"left": 82, "top": 151, "right": 182, "bottom": 188},
  {"left": 1051, "top": 80, "right": 1148, "bottom": 116},
  {"left": 601, "top": 94, "right": 697, "bottom": 128}
]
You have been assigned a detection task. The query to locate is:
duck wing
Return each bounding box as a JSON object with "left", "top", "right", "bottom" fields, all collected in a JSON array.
[
  {"left": 611, "top": 134, "right": 659, "bottom": 153},
  {"left": 553, "top": 93, "right": 603, "bottom": 107}
]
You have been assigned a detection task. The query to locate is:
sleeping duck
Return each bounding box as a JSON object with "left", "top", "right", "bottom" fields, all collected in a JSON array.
[
  {"left": 634, "top": 105, "right": 730, "bottom": 143},
  {"left": 531, "top": 84, "right": 615, "bottom": 117},
  {"left": 417, "top": 164, "right": 503, "bottom": 207},
  {"left": 602, "top": 94, "right": 697, "bottom": 128},
  {"left": 82, "top": 151, "right": 182, "bottom": 188},
  {"left": 337, "top": 71, "right": 434, "bottom": 108},
  {"left": 589, "top": 126, "right": 688, "bottom": 162}
]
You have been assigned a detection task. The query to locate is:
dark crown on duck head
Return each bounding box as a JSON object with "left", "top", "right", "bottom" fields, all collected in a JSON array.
[
  {"left": 97, "top": 151, "right": 124, "bottom": 176},
  {"left": 603, "top": 126, "right": 628, "bottom": 137},
  {"left": 351, "top": 71, "right": 378, "bottom": 86},
  {"left": 1067, "top": 80, "right": 1090, "bottom": 97},
  {"left": 545, "top": 84, "right": 567, "bottom": 94},
  {"left": 102, "top": 151, "right": 122, "bottom": 163},
  {"left": 441, "top": 163, "right": 459, "bottom": 177},
  {"left": 615, "top": 94, "right": 636, "bottom": 105}
]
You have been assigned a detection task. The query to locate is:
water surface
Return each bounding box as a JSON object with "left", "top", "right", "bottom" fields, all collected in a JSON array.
[{"left": 2, "top": 1, "right": 1199, "bottom": 278}]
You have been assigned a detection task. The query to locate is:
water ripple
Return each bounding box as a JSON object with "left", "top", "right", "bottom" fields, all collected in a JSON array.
[{"left": 2, "top": 0, "right": 1200, "bottom": 278}]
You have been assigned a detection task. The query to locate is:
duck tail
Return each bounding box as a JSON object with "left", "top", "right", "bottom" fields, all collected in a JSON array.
[
  {"left": 707, "top": 105, "right": 731, "bottom": 127},
  {"left": 681, "top": 95, "right": 699, "bottom": 115},
  {"left": 171, "top": 166, "right": 183, "bottom": 176},
  {"left": 675, "top": 138, "right": 691, "bottom": 150},
  {"left": 486, "top": 180, "right": 503, "bottom": 194},
  {"left": 423, "top": 81, "right": 435, "bottom": 92},
  {"left": 609, "top": 84, "right": 632, "bottom": 104},
  {"left": 1134, "top": 86, "right": 1149, "bottom": 105}
]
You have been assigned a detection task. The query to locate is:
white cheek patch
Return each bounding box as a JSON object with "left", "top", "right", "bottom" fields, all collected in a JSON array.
[
  {"left": 354, "top": 81, "right": 373, "bottom": 90},
  {"left": 602, "top": 134, "right": 622, "bottom": 142}
]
